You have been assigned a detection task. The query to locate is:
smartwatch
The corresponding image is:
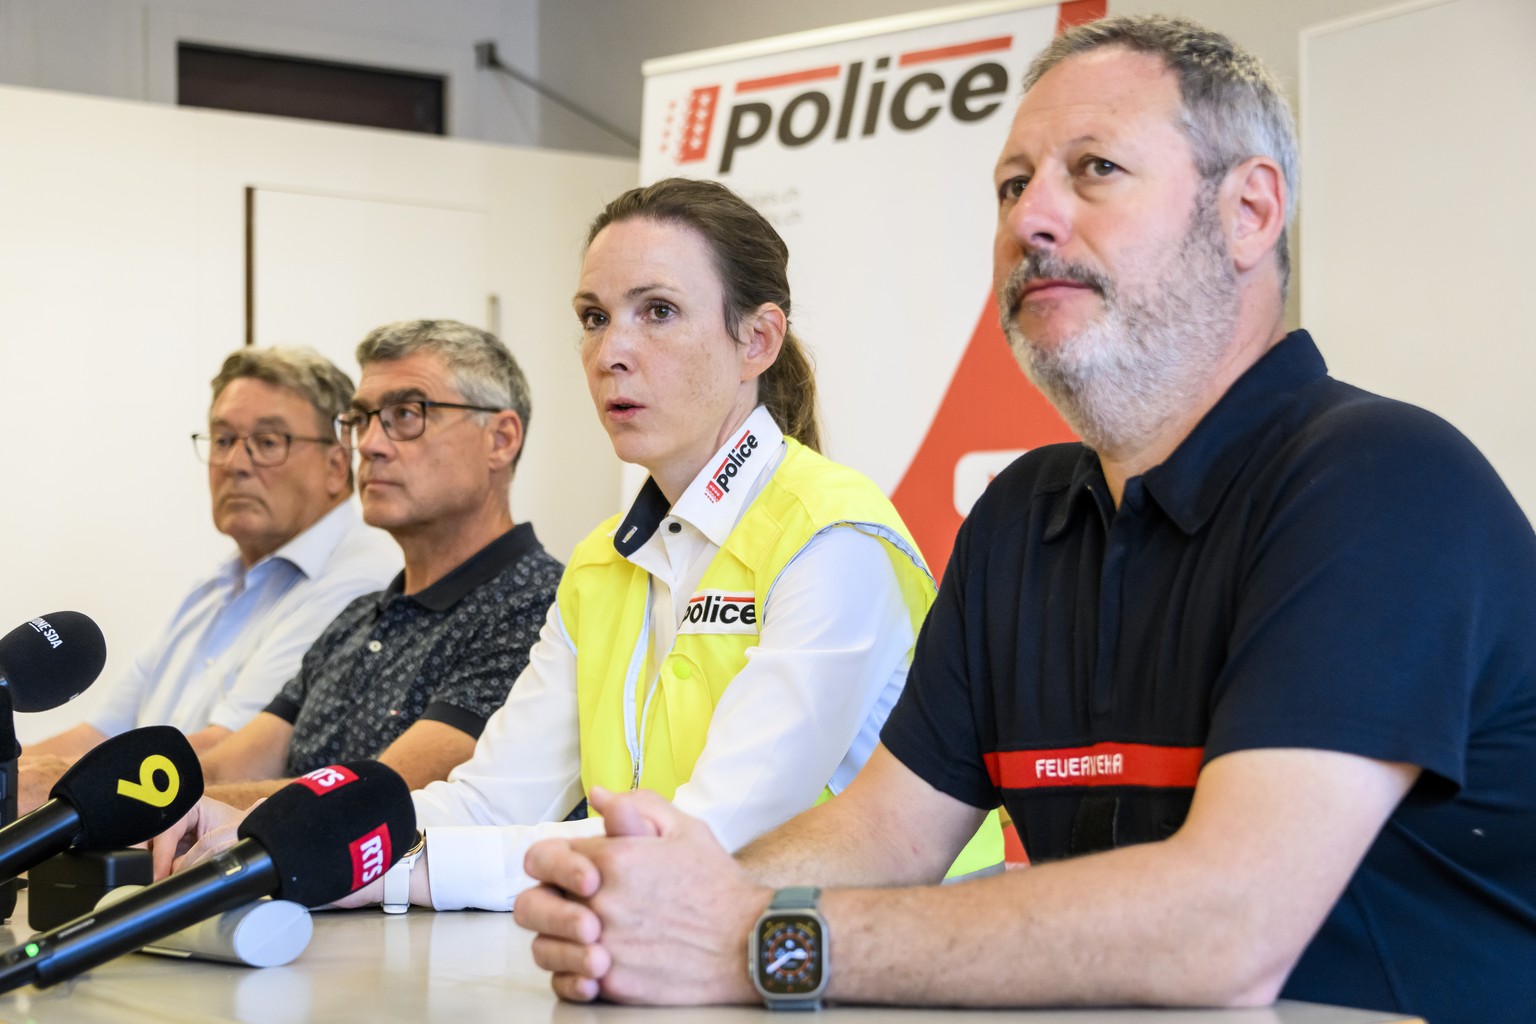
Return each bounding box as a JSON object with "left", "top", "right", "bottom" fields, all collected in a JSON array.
[
  {"left": 381, "top": 831, "right": 425, "bottom": 915},
  {"left": 750, "top": 886, "right": 828, "bottom": 1010}
]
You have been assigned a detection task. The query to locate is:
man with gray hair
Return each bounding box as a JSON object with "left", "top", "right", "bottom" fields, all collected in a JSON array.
[
  {"left": 22, "top": 346, "right": 399, "bottom": 803},
  {"left": 515, "top": 16, "right": 1536, "bottom": 1022},
  {"left": 178, "top": 320, "right": 561, "bottom": 809}
]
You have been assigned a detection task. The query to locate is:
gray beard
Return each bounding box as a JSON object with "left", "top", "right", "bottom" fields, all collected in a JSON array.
[{"left": 998, "top": 188, "right": 1239, "bottom": 460}]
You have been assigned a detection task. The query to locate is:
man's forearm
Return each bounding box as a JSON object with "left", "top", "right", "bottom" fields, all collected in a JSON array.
[
  {"left": 737, "top": 794, "right": 962, "bottom": 890},
  {"left": 185, "top": 724, "right": 234, "bottom": 755},
  {"left": 813, "top": 840, "right": 1289, "bottom": 1008},
  {"left": 24, "top": 723, "right": 106, "bottom": 761},
  {"left": 17, "top": 756, "right": 72, "bottom": 815},
  {"left": 741, "top": 800, "right": 1296, "bottom": 1006},
  {"left": 198, "top": 712, "right": 292, "bottom": 787},
  {"left": 736, "top": 746, "right": 983, "bottom": 890},
  {"left": 740, "top": 749, "right": 1415, "bottom": 1008},
  {"left": 534, "top": 794, "right": 1292, "bottom": 1009}
]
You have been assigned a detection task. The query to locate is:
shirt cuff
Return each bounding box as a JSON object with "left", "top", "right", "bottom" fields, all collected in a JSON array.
[
  {"left": 423, "top": 819, "right": 605, "bottom": 912},
  {"left": 419, "top": 701, "right": 488, "bottom": 739},
  {"left": 263, "top": 695, "right": 302, "bottom": 724}
]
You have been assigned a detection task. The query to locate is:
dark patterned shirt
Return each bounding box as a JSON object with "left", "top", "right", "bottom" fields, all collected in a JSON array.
[{"left": 266, "top": 523, "right": 561, "bottom": 775}]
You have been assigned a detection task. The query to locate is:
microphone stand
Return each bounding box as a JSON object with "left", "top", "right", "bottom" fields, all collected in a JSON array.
[
  {"left": 0, "top": 686, "right": 19, "bottom": 921},
  {"left": 0, "top": 844, "right": 276, "bottom": 992}
]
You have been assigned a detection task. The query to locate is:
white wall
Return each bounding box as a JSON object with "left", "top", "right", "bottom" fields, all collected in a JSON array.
[
  {"left": 0, "top": 0, "right": 545, "bottom": 146},
  {"left": 1301, "top": 0, "right": 1536, "bottom": 519},
  {"left": 0, "top": 85, "right": 634, "bottom": 740}
]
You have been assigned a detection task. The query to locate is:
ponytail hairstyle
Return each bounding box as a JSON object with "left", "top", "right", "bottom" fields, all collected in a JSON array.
[{"left": 585, "top": 177, "right": 823, "bottom": 452}]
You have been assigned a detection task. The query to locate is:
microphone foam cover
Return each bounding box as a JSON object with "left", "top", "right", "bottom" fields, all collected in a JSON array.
[
  {"left": 0, "top": 611, "right": 108, "bottom": 712},
  {"left": 238, "top": 761, "right": 415, "bottom": 908},
  {"left": 50, "top": 725, "right": 205, "bottom": 848}
]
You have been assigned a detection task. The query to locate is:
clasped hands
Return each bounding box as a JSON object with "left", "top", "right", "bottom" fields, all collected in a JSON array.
[
  {"left": 141, "top": 782, "right": 771, "bottom": 986},
  {"left": 515, "top": 786, "right": 771, "bottom": 1005}
]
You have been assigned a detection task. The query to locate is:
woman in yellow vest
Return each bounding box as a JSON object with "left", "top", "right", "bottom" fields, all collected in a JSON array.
[{"left": 396, "top": 178, "right": 1001, "bottom": 911}]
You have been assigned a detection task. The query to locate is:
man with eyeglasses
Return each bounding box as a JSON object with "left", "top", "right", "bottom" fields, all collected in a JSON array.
[
  {"left": 175, "top": 319, "right": 562, "bottom": 812},
  {"left": 22, "top": 347, "right": 399, "bottom": 807}
]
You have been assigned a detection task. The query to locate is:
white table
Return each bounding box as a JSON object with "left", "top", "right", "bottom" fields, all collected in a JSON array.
[{"left": 0, "top": 894, "right": 1425, "bottom": 1023}]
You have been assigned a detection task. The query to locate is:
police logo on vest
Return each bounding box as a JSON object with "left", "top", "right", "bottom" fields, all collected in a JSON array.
[
  {"left": 680, "top": 591, "right": 759, "bottom": 635},
  {"left": 705, "top": 429, "right": 759, "bottom": 504}
]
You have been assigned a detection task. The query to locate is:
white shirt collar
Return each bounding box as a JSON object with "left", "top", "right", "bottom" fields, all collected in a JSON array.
[
  {"left": 611, "top": 407, "right": 784, "bottom": 557},
  {"left": 227, "top": 499, "right": 360, "bottom": 582},
  {"left": 670, "top": 407, "right": 783, "bottom": 548}
]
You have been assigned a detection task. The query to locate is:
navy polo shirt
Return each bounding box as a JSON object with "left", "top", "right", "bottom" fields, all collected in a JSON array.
[
  {"left": 883, "top": 331, "right": 1536, "bottom": 1022},
  {"left": 268, "top": 523, "right": 562, "bottom": 775}
]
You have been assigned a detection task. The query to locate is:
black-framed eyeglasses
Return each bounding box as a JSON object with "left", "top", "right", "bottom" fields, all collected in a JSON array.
[
  {"left": 191, "top": 431, "right": 338, "bottom": 468},
  {"left": 337, "top": 400, "right": 503, "bottom": 445}
]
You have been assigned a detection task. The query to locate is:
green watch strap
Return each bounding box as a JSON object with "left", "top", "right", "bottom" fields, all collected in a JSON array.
[{"left": 768, "top": 886, "right": 821, "bottom": 910}]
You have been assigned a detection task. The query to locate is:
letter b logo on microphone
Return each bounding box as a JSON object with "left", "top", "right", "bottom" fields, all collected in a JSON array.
[{"left": 116, "top": 755, "right": 181, "bottom": 808}]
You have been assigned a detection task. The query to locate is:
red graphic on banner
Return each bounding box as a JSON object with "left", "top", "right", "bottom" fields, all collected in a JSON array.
[
  {"left": 889, "top": 3, "right": 1104, "bottom": 581},
  {"left": 736, "top": 65, "right": 841, "bottom": 93},
  {"left": 889, "top": 296, "right": 1074, "bottom": 580},
  {"left": 1057, "top": 0, "right": 1108, "bottom": 33},
  {"left": 662, "top": 86, "right": 721, "bottom": 164},
  {"left": 899, "top": 35, "right": 1013, "bottom": 67}
]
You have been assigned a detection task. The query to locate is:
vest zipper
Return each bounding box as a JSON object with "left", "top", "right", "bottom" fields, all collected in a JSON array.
[{"left": 620, "top": 582, "right": 653, "bottom": 790}]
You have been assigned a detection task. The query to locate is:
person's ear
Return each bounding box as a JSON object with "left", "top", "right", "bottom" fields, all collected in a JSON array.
[
  {"left": 739, "top": 303, "right": 786, "bottom": 383},
  {"left": 486, "top": 409, "right": 524, "bottom": 472},
  {"left": 1222, "top": 155, "right": 1287, "bottom": 276},
  {"left": 325, "top": 438, "right": 351, "bottom": 498}
]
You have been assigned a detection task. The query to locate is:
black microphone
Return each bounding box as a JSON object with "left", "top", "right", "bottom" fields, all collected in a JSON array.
[
  {"left": 0, "top": 611, "right": 108, "bottom": 715},
  {"left": 0, "top": 726, "right": 204, "bottom": 884},
  {"left": 0, "top": 610, "right": 108, "bottom": 922},
  {"left": 0, "top": 760, "right": 414, "bottom": 992}
]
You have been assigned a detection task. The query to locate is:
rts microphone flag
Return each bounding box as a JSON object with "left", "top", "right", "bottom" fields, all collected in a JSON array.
[
  {"left": 0, "top": 725, "right": 203, "bottom": 884},
  {"left": 0, "top": 760, "right": 414, "bottom": 992},
  {"left": 0, "top": 612, "right": 107, "bottom": 712}
]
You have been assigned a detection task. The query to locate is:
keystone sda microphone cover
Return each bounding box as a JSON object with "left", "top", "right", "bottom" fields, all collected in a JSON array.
[{"left": 0, "top": 611, "right": 107, "bottom": 711}]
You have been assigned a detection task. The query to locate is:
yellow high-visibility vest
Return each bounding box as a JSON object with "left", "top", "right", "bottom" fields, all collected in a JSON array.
[{"left": 559, "top": 438, "right": 1002, "bottom": 878}]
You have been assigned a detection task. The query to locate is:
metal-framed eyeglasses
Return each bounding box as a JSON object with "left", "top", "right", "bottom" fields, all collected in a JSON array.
[
  {"left": 191, "top": 431, "right": 339, "bottom": 468},
  {"left": 336, "top": 400, "right": 504, "bottom": 446}
]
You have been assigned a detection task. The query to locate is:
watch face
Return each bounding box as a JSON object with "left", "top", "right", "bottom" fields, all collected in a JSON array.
[{"left": 755, "top": 913, "right": 824, "bottom": 996}]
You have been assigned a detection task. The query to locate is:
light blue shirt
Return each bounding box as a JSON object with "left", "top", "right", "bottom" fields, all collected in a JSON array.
[{"left": 89, "top": 501, "right": 400, "bottom": 736}]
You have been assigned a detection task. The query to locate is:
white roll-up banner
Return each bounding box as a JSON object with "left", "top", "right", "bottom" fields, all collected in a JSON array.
[{"left": 641, "top": 0, "right": 1106, "bottom": 577}]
